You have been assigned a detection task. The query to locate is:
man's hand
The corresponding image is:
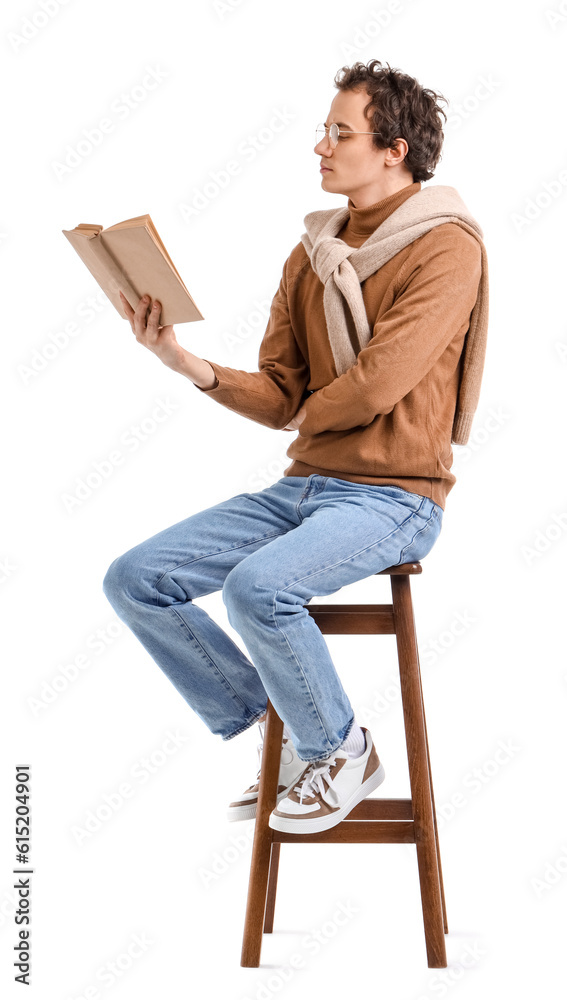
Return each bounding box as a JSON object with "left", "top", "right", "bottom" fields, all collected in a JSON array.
[
  {"left": 283, "top": 400, "right": 308, "bottom": 431},
  {"left": 119, "top": 290, "right": 186, "bottom": 372}
]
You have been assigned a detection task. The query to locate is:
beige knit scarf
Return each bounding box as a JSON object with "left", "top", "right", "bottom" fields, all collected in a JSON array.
[{"left": 300, "top": 185, "right": 489, "bottom": 445}]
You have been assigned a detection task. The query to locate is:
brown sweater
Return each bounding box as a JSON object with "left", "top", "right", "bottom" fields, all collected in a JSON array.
[{"left": 194, "top": 180, "right": 483, "bottom": 510}]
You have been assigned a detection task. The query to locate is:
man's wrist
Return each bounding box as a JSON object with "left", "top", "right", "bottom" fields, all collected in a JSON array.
[{"left": 175, "top": 349, "right": 218, "bottom": 389}]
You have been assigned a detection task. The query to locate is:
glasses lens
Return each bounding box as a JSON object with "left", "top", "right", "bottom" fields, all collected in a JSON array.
[{"left": 315, "top": 124, "right": 338, "bottom": 146}]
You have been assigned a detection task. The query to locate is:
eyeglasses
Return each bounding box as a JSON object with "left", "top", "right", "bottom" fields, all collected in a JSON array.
[{"left": 315, "top": 122, "right": 382, "bottom": 148}]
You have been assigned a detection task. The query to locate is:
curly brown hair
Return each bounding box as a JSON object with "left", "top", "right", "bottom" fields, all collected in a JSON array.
[{"left": 333, "top": 59, "right": 448, "bottom": 183}]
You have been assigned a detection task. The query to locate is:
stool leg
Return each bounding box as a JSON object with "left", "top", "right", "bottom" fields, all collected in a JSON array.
[
  {"left": 391, "top": 574, "right": 447, "bottom": 968},
  {"left": 240, "top": 700, "right": 283, "bottom": 966},
  {"left": 263, "top": 842, "right": 281, "bottom": 933},
  {"left": 418, "top": 666, "right": 449, "bottom": 934}
]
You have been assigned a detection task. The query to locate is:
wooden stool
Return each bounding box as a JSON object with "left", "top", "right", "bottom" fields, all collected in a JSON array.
[{"left": 239, "top": 561, "right": 448, "bottom": 968}]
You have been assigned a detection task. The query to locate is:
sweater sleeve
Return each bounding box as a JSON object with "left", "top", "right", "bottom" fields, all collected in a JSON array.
[
  {"left": 192, "top": 256, "right": 310, "bottom": 430},
  {"left": 297, "top": 230, "right": 482, "bottom": 438}
]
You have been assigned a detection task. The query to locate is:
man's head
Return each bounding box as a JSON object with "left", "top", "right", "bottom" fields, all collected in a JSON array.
[{"left": 315, "top": 59, "right": 448, "bottom": 208}]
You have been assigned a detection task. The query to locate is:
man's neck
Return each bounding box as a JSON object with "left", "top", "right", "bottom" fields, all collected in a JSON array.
[
  {"left": 340, "top": 181, "right": 422, "bottom": 243},
  {"left": 348, "top": 175, "right": 415, "bottom": 210}
]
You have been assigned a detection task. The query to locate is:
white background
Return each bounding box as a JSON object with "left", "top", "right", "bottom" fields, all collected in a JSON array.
[{"left": 1, "top": 0, "right": 566, "bottom": 997}]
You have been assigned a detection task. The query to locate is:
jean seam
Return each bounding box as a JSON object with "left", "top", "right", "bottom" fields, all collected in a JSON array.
[
  {"left": 267, "top": 583, "right": 357, "bottom": 761},
  {"left": 153, "top": 530, "right": 287, "bottom": 607},
  {"left": 222, "top": 709, "right": 268, "bottom": 741},
  {"left": 270, "top": 588, "right": 332, "bottom": 755},
  {"left": 167, "top": 606, "right": 258, "bottom": 716},
  {"left": 295, "top": 477, "right": 313, "bottom": 518},
  {"left": 276, "top": 499, "right": 429, "bottom": 592},
  {"left": 398, "top": 507, "right": 440, "bottom": 564}
]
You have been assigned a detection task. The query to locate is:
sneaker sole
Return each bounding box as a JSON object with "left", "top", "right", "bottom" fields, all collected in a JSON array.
[
  {"left": 227, "top": 770, "right": 309, "bottom": 823},
  {"left": 267, "top": 761, "right": 386, "bottom": 835}
]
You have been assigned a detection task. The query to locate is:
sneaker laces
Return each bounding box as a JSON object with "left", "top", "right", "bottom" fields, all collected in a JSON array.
[
  {"left": 292, "top": 754, "right": 341, "bottom": 806},
  {"left": 254, "top": 720, "right": 292, "bottom": 780}
]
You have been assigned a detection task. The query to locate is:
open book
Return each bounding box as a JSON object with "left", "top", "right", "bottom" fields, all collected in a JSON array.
[{"left": 62, "top": 214, "right": 205, "bottom": 326}]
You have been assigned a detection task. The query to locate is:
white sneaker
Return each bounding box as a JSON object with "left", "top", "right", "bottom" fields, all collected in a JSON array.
[
  {"left": 227, "top": 718, "right": 308, "bottom": 822},
  {"left": 268, "top": 727, "right": 385, "bottom": 835}
]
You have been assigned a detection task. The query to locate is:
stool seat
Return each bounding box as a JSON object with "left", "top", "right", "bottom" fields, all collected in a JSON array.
[
  {"left": 239, "top": 559, "right": 448, "bottom": 969},
  {"left": 377, "top": 561, "right": 422, "bottom": 574}
]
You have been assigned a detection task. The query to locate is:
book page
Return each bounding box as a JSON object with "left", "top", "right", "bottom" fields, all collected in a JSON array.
[
  {"left": 62, "top": 229, "right": 139, "bottom": 319},
  {"left": 100, "top": 225, "right": 204, "bottom": 325},
  {"left": 104, "top": 215, "right": 186, "bottom": 285}
]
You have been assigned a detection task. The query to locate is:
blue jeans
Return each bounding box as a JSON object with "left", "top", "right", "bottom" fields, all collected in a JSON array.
[{"left": 102, "top": 475, "right": 443, "bottom": 761}]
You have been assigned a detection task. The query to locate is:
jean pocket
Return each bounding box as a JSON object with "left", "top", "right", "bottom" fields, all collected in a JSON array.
[
  {"left": 366, "top": 485, "right": 428, "bottom": 511},
  {"left": 386, "top": 486, "right": 428, "bottom": 503}
]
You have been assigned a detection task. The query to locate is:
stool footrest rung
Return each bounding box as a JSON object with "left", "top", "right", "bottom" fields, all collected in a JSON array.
[
  {"left": 271, "top": 797, "right": 415, "bottom": 844},
  {"left": 272, "top": 820, "right": 415, "bottom": 844},
  {"left": 351, "top": 796, "right": 413, "bottom": 821},
  {"left": 305, "top": 603, "right": 395, "bottom": 634}
]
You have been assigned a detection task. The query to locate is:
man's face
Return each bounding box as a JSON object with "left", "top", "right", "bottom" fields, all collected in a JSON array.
[{"left": 315, "top": 87, "right": 411, "bottom": 200}]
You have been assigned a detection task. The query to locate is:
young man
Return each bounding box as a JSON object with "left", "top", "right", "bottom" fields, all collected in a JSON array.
[{"left": 105, "top": 59, "right": 488, "bottom": 836}]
